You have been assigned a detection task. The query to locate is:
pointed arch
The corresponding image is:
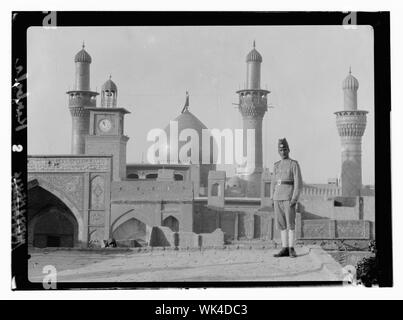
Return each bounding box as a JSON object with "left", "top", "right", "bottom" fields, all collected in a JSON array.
[
  {"left": 162, "top": 215, "right": 179, "bottom": 232},
  {"left": 28, "top": 178, "right": 84, "bottom": 244}
]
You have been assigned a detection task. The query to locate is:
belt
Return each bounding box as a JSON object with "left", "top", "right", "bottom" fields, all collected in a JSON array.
[{"left": 276, "top": 180, "right": 294, "bottom": 186}]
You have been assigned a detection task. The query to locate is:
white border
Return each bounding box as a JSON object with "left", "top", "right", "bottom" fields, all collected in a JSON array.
[{"left": 1, "top": 0, "right": 402, "bottom": 300}]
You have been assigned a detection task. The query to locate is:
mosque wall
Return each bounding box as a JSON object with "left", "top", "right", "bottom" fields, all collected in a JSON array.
[
  {"left": 111, "top": 180, "right": 193, "bottom": 201},
  {"left": 194, "top": 200, "right": 278, "bottom": 242},
  {"left": 148, "top": 226, "right": 224, "bottom": 248},
  {"left": 297, "top": 195, "right": 375, "bottom": 222},
  {"left": 126, "top": 164, "right": 191, "bottom": 181},
  {"left": 110, "top": 180, "right": 194, "bottom": 241},
  {"left": 27, "top": 155, "right": 113, "bottom": 248}
]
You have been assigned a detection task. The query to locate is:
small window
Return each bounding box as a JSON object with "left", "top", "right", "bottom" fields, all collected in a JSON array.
[
  {"left": 211, "top": 183, "right": 220, "bottom": 197},
  {"left": 264, "top": 182, "right": 271, "bottom": 197},
  {"left": 145, "top": 173, "right": 158, "bottom": 180},
  {"left": 174, "top": 174, "right": 183, "bottom": 181}
]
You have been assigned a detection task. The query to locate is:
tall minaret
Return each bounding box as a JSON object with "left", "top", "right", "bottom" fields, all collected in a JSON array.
[
  {"left": 236, "top": 41, "right": 270, "bottom": 197},
  {"left": 67, "top": 43, "right": 99, "bottom": 154},
  {"left": 335, "top": 68, "right": 368, "bottom": 197}
]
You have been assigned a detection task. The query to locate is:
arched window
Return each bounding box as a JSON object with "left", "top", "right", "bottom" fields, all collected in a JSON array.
[
  {"left": 145, "top": 173, "right": 158, "bottom": 180},
  {"left": 162, "top": 216, "right": 179, "bottom": 232},
  {"left": 127, "top": 173, "right": 139, "bottom": 179}
]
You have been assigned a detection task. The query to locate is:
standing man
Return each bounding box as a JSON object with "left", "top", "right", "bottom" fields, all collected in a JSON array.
[{"left": 270, "top": 138, "right": 303, "bottom": 258}]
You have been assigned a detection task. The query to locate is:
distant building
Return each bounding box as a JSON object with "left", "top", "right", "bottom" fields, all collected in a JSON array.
[{"left": 327, "top": 178, "right": 339, "bottom": 186}]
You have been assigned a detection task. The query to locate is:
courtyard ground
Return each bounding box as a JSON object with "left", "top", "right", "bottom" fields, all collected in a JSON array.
[{"left": 28, "top": 245, "right": 346, "bottom": 283}]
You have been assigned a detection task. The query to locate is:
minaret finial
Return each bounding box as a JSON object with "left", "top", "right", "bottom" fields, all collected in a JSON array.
[
  {"left": 82, "top": 41, "right": 85, "bottom": 49},
  {"left": 181, "top": 91, "right": 190, "bottom": 113},
  {"left": 253, "top": 40, "right": 256, "bottom": 48},
  {"left": 349, "top": 66, "right": 352, "bottom": 75},
  {"left": 109, "top": 74, "right": 112, "bottom": 80}
]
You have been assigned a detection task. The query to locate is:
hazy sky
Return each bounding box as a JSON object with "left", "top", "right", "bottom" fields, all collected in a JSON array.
[{"left": 27, "top": 26, "right": 374, "bottom": 184}]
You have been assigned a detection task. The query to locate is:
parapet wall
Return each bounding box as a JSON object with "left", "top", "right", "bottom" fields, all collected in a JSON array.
[
  {"left": 301, "top": 185, "right": 341, "bottom": 197},
  {"left": 111, "top": 180, "right": 193, "bottom": 202},
  {"left": 296, "top": 214, "right": 373, "bottom": 240},
  {"left": 298, "top": 195, "right": 375, "bottom": 222}
]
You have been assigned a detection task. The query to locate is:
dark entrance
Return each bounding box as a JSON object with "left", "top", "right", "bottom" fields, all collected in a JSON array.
[
  {"left": 162, "top": 216, "right": 179, "bottom": 232},
  {"left": 46, "top": 236, "right": 61, "bottom": 247},
  {"left": 28, "top": 183, "right": 79, "bottom": 248}
]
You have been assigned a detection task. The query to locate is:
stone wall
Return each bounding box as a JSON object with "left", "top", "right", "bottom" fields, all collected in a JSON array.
[
  {"left": 193, "top": 204, "right": 237, "bottom": 242},
  {"left": 111, "top": 180, "right": 193, "bottom": 202},
  {"left": 194, "top": 200, "right": 276, "bottom": 242},
  {"left": 175, "top": 232, "right": 198, "bottom": 248},
  {"left": 126, "top": 164, "right": 191, "bottom": 181},
  {"left": 199, "top": 229, "right": 224, "bottom": 247},
  {"left": 193, "top": 202, "right": 219, "bottom": 234},
  {"left": 147, "top": 226, "right": 224, "bottom": 248},
  {"left": 85, "top": 135, "right": 128, "bottom": 181},
  {"left": 298, "top": 196, "right": 375, "bottom": 222},
  {"left": 110, "top": 180, "right": 194, "bottom": 241},
  {"left": 296, "top": 214, "right": 374, "bottom": 240}
]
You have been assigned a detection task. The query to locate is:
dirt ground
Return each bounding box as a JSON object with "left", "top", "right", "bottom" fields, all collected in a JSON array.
[{"left": 28, "top": 246, "right": 345, "bottom": 283}]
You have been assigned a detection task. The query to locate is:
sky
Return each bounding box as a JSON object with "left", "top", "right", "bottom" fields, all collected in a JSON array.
[{"left": 27, "top": 26, "right": 374, "bottom": 184}]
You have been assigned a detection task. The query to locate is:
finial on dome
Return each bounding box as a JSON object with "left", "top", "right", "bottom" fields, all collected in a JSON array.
[
  {"left": 246, "top": 41, "right": 262, "bottom": 62},
  {"left": 75, "top": 42, "right": 92, "bottom": 63},
  {"left": 181, "top": 91, "right": 190, "bottom": 113},
  {"left": 109, "top": 74, "right": 112, "bottom": 80},
  {"left": 343, "top": 67, "right": 359, "bottom": 90}
]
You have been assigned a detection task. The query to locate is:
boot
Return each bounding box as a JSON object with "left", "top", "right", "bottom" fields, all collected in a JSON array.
[
  {"left": 289, "top": 247, "right": 297, "bottom": 258},
  {"left": 273, "top": 247, "right": 289, "bottom": 258}
]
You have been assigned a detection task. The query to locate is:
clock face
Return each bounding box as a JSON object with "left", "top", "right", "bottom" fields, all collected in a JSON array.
[{"left": 99, "top": 118, "right": 112, "bottom": 132}]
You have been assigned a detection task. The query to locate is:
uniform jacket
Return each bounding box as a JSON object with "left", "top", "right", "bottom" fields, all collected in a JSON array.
[{"left": 270, "top": 158, "right": 303, "bottom": 201}]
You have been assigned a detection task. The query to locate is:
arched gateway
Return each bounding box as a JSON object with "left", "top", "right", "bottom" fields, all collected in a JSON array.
[{"left": 28, "top": 179, "right": 84, "bottom": 247}]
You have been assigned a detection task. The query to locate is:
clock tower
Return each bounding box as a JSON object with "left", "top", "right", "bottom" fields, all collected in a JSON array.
[{"left": 85, "top": 76, "right": 130, "bottom": 181}]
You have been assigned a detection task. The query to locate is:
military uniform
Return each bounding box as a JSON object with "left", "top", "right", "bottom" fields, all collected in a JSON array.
[{"left": 270, "top": 157, "right": 303, "bottom": 231}]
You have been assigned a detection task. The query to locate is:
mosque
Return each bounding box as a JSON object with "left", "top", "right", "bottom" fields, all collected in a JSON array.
[{"left": 27, "top": 42, "right": 375, "bottom": 248}]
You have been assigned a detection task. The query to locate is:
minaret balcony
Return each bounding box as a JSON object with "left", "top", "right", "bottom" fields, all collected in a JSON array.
[
  {"left": 237, "top": 89, "right": 270, "bottom": 109},
  {"left": 239, "top": 104, "right": 267, "bottom": 118},
  {"left": 335, "top": 111, "right": 368, "bottom": 137},
  {"left": 67, "top": 90, "right": 98, "bottom": 108}
]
